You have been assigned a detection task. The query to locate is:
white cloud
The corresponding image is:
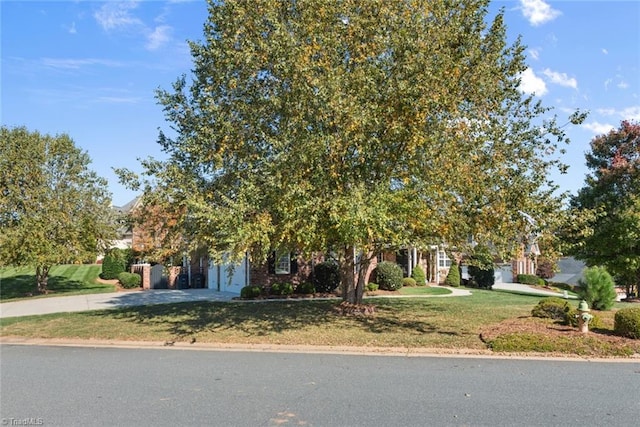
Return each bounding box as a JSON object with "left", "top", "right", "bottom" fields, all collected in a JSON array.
[
  {"left": 583, "top": 121, "right": 615, "bottom": 135},
  {"left": 617, "top": 81, "right": 629, "bottom": 89},
  {"left": 519, "top": 68, "right": 548, "bottom": 96},
  {"left": 604, "top": 79, "right": 612, "bottom": 91},
  {"left": 542, "top": 68, "right": 578, "bottom": 89},
  {"left": 528, "top": 48, "right": 540, "bottom": 60},
  {"left": 68, "top": 22, "right": 77, "bottom": 35},
  {"left": 94, "top": 1, "right": 142, "bottom": 31},
  {"left": 145, "top": 25, "right": 172, "bottom": 50},
  {"left": 519, "top": 0, "right": 562, "bottom": 26},
  {"left": 42, "top": 58, "right": 124, "bottom": 70},
  {"left": 595, "top": 106, "right": 640, "bottom": 122},
  {"left": 621, "top": 106, "right": 640, "bottom": 120},
  {"left": 602, "top": 48, "right": 608, "bottom": 55}
]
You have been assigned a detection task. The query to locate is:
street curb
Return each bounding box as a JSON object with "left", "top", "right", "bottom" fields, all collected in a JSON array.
[{"left": 1, "top": 336, "right": 638, "bottom": 363}]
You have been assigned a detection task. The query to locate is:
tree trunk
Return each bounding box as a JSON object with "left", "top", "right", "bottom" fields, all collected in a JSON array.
[
  {"left": 340, "top": 246, "right": 373, "bottom": 305},
  {"left": 36, "top": 264, "right": 50, "bottom": 294},
  {"left": 340, "top": 246, "right": 356, "bottom": 303}
]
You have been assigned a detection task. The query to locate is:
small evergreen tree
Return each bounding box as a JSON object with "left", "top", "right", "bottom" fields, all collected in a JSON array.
[
  {"left": 101, "top": 249, "right": 126, "bottom": 280},
  {"left": 444, "top": 263, "right": 460, "bottom": 287},
  {"left": 578, "top": 266, "right": 617, "bottom": 311},
  {"left": 411, "top": 264, "right": 427, "bottom": 286}
]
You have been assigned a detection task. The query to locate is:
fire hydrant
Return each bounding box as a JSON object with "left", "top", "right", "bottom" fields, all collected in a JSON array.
[{"left": 576, "top": 300, "right": 593, "bottom": 333}]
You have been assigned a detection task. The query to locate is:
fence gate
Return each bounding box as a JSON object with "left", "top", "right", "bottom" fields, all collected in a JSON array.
[{"left": 150, "top": 264, "right": 168, "bottom": 289}]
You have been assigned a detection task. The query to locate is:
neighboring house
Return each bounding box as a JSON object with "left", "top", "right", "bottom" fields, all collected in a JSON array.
[{"left": 109, "top": 197, "right": 140, "bottom": 250}]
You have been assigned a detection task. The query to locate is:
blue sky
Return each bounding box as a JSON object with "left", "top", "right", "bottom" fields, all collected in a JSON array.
[{"left": 2, "top": 0, "right": 639, "bottom": 207}]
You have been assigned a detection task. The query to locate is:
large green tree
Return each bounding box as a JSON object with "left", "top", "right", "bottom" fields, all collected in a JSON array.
[
  {"left": 568, "top": 120, "right": 640, "bottom": 298},
  {"left": 0, "top": 126, "right": 116, "bottom": 293},
  {"left": 121, "top": 0, "right": 581, "bottom": 303}
]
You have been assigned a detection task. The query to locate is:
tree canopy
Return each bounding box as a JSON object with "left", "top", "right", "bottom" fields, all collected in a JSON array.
[
  {"left": 120, "top": 0, "right": 582, "bottom": 303},
  {"left": 568, "top": 120, "right": 640, "bottom": 297},
  {"left": 0, "top": 126, "right": 116, "bottom": 292}
]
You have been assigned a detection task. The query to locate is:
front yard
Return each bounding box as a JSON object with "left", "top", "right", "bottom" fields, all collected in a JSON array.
[{"left": 2, "top": 290, "right": 638, "bottom": 358}]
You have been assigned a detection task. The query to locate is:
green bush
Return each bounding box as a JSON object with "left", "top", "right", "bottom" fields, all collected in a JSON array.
[
  {"left": 117, "top": 272, "right": 141, "bottom": 289},
  {"left": 468, "top": 265, "right": 494, "bottom": 289},
  {"left": 240, "top": 285, "right": 262, "bottom": 299},
  {"left": 366, "top": 282, "right": 379, "bottom": 292},
  {"left": 614, "top": 307, "right": 640, "bottom": 339},
  {"left": 270, "top": 282, "right": 294, "bottom": 296},
  {"left": 375, "top": 261, "right": 404, "bottom": 291},
  {"left": 531, "top": 298, "right": 605, "bottom": 329},
  {"left": 578, "top": 266, "right": 617, "bottom": 311},
  {"left": 402, "top": 277, "right": 417, "bottom": 287},
  {"left": 100, "top": 249, "right": 126, "bottom": 280},
  {"left": 297, "top": 282, "right": 315, "bottom": 294},
  {"left": 531, "top": 297, "right": 571, "bottom": 322},
  {"left": 411, "top": 265, "right": 426, "bottom": 286},
  {"left": 444, "top": 263, "right": 460, "bottom": 287},
  {"left": 517, "top": 274, "right": 544, "bottom": 286},
  {"left": 313, "top": 262, "right": 340, "bottom": 293}
]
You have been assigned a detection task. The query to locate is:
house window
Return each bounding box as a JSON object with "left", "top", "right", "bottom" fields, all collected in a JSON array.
[
  {"left": 438, "top": 250, "right": 451, "bottom": 268},
  {"left": 275, "top": 251, "right": 291, "bottom": 274}
]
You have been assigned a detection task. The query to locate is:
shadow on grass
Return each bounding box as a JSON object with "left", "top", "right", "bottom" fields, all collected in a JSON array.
[
  {"left": 0, "top": 274, "right": 114, "bottom": 301},
  {"left": 87, "top": 297, "right": 445, "bottom": 341}
]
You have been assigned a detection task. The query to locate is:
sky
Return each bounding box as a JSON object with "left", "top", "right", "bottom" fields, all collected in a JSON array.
[{"left": 2, "top": 0, "right": 639, "bottom": 207}]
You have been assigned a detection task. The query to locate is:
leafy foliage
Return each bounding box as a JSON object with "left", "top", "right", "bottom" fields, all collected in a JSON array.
[
  {"left": 312, "top": 262, "right": 340, "bottom": 293},
  {"left": 117, "top": 0, "right": 583, "bottom": 304},
  {"left": 517, "top": 274, "right": 544, "bottom": 286},
  {"left": 402, "top": 277, "right": 417, "bottom": 287},
  {"left": 411, "top": 264, "right": 427, "bottom": 286},
  {"left": 117, "top": 272, "right": 141, "bottom": 289},
  {"left": 297, "top": 282, "right": 316, "bottom": 295},
  {"left": 240, "top": 285, "right": 262, "bottom": 299},
  {"left": 270, "top": 282, "right": 294, "bottom": 296},
  {"left": 535, "top": 257, "right": 556, "bottom": 279},
  {"left": 577, "top": 266, "right": 617, "bottom": 311},
  {"left": 101, "top": 249, "right": 127, "bottom": 280},
  {"left": 468, "top": 265, "right": 495, "bottom": 289},
  {"left": 531, "top": 297, "right": 572, "bottom": 324},
  {"left": 568, "top": 120, "right": 640, "bottom": 299},
  {"left": 444, "top": 263, "right": 461, "bottom": 287},
  {"left": 375, "top": 261, "right": 404, "bottom": 291},
  {"left": 614, "top": 307, "right": 640, "bottom": 339},
  {"left": 0, "top": 126, "right": 116, "bottom": 292}
]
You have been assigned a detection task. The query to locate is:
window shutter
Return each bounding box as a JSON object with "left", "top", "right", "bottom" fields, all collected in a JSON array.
[
  {"left": 268, "top": 251, "right": 276, "bottom": 274},
  {"left": 290, "top": 252, "right": 298, "bottom": 274}
]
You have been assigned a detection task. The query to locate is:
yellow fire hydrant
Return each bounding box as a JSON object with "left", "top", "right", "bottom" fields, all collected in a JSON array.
[{"left": 576, "top": 300, "right": 593, "bottom": 333}]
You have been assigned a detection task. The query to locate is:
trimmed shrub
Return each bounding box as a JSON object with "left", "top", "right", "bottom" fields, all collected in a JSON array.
[
  {"left": 366, "top": 282, "right": 379, "bottom": 292},
  {"left": 297, "top": 282, "right": 315, "bottom": 295},
  {"left": 578, "top": 266, "right": 617, "bottom": 311},
  {"left": 411, "top": 264, "right": 427, "bottom": 286},
  {"left": 101, "top": 249, "right": 126, "bottom": 280},
  {"left": 468, "top": 265, "right": 495, "bottom": 289},
  {"left": 444, "top": 263, "right": 460, "bottom": 287},
  {"left": 240, "top": 285, "right": 262, "bottom": 299},
  {"left": 614, "top": 307, "right": 640, "bottom": 339},
  {"left": 531, "top": 297, "right": 572, "bottom": 323},
  {"left": 313, "top": 262, "right": 340, "bottom": 293},
  {"left": 271, "top": 282, "right": 294, "bottom": 296},
  {"left": 375, "top": 261, "right": 404, "bottom": 291},
  {"left": 402, "top": 277, "right": 417, "bottom": 287},
  {"left": 117, "top": 272, "right": 141, "bottom": 289},
  {"left": 517, "top": 274, "right": 545, "bottom": 286}
]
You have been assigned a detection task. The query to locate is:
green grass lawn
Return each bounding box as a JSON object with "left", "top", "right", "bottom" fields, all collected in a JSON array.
[
  {"left": 0, "top": 264, "right": 114, "bottom": 301},
  {"left": 397, "top": 286, "right": 452, "bottom": 296},
  {"left": 0, "top": 290, "right": 534, "bottom": 348}
]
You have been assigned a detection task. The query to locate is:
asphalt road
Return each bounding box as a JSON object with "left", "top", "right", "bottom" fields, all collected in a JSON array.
[{"left": 1, "top": 345, "right": 639, "bottom": 427}]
